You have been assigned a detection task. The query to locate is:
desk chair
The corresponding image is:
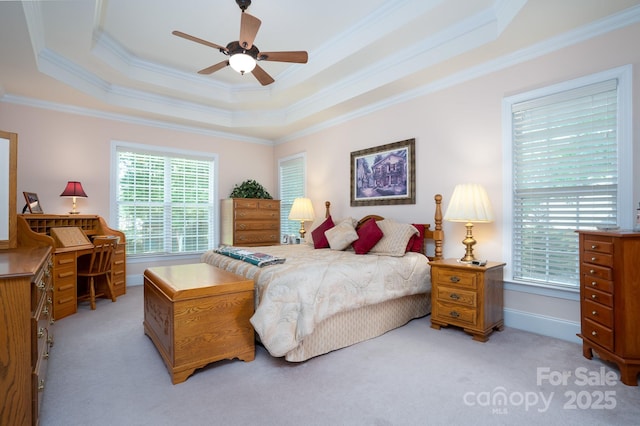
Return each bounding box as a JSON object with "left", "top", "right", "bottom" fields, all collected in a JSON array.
[{"left": 77, "top": 236, "right": 119, "bottom": 310}]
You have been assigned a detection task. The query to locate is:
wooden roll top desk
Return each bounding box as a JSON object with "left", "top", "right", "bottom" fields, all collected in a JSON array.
[{"left": 17, "top": 214, "right": 127, "bottom": 320}]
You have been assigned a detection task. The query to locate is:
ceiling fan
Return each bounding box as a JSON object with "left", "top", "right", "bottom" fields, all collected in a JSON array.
[{"left": 172, "top": 0, "right": 308, "bottom": 86}]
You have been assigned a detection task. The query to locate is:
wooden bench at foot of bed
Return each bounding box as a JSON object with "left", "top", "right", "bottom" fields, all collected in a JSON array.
[{"left": 143, "top": 263, "right": 255, "bottom": 384}]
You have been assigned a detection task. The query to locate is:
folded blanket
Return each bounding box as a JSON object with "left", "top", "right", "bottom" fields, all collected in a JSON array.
[{"left": 214, "top": 246, "right": 286, "bottom": 267}]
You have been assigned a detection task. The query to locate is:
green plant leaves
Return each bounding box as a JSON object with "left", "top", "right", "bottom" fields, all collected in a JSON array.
[{"left": 229, "top": 179, "right": 273, "bottom": 199}]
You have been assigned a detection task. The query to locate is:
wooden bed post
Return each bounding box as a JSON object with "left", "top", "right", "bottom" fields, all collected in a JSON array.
[
  {"left": 433, "top": 194, "right": 444, "bottom": 260},
  {"left": 324, "top": 201, "right": 331, "bottom": 218}
]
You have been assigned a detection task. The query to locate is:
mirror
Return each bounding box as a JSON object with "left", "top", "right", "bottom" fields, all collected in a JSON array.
[{"left": 0, "top": 130, "right": 17, "bottom": 250}]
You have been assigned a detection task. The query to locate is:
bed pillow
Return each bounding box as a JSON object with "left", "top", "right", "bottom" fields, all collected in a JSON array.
[
  {"left": 305, "top": 216, "right": 355, "bottom": 245},
  {"left": 352, "top": 218, "right": 384, "bottom": 254},
  {"left": 311, "top": 216, "right": 335, "bottom": 249},
  {"left": 406, "top": 224, "right": 426, "bottom": 253},
  {"left": 325, "top": 219, "right": 358, "bottom": 251},
  {"left": 305, "top": 217, "right": 325, "bottom": 245},
  {"left": 369, "top": 219, "right": 419, "bottom": 256}
]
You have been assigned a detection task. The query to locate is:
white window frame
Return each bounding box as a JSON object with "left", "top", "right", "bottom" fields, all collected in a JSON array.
[
  {"left": 502, "top": 65, "right": 633, "bottom": 291},
  {"left": 110, "top": 141, "right": 219, "bottom": 263},
  {"left": 278, "top": 152, "right": 307, "bottom": 240}
]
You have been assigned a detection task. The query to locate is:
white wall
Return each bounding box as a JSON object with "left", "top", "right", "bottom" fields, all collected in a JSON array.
[{"left": 274, "top": 23, "right": 640, "bottom": 342}]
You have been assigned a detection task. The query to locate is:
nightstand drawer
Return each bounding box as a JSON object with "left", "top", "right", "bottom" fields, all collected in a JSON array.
[
  {"left": 434, "top": 301, "right": 476, "bottom": 326},
  {"left": 433, "top": 268, "right": 477, "bottom": 289},
  {"left": 435, "top": 286, "right": 477, "bottom": 307}
]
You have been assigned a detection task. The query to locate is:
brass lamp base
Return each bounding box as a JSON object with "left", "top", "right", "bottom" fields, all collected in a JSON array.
[
  {"left": 459, "top": 222, "right": 477, "bottom": 263},
  {"left": 298, "top": 221, "right": 307, "bottom": 239}
]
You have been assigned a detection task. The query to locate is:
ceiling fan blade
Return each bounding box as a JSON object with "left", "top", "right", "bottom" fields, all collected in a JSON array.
[
  {"left": 198, "top": 61, "right": 229, "bottom": 75},
  {"left": 251, "top": 64, "right": 275, "bottom": 86},
  {"left": 172, "top": 30, "right": 228, "bottom": 52},
  {"left": 258, "top": 51, "right": 308, "bottom": 64},
  {"left": 239, "top": 13, "right": 261, "bottom": 49}
]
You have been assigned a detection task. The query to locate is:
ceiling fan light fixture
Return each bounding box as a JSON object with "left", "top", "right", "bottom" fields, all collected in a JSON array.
[{"left": 229, "top": 52, "right": 256, "bottom": 74}]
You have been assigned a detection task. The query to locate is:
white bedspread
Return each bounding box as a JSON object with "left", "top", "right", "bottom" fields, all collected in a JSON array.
[{"left": 201, "top": 244, "right": 431, "bottom": 357}]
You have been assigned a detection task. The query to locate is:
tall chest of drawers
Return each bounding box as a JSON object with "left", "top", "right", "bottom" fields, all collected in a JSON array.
[
  {"left": 577, "top": 230, "right": 640, "bottom": 386},
  {"left": 220, "top": 198, "right": 280, "bottom": 247},
  {"left": 0, "top": 246, "right": 53, "bottom": 426}
]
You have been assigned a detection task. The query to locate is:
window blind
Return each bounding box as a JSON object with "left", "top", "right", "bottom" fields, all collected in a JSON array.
[
  {"left": 116, "top": 148, "right": 215, "bottom": 257},
  {"left": 279, "top": 155, "right": 306, "bottom": 239},
  {"left": 511, "top": 79, "right": 618, "bottom": 287}
]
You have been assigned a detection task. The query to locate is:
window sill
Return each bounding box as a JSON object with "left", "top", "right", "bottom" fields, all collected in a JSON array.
[
  {"left": 126, "top": 253, "right": 204, "bottom": 264},
  {"left": 504, "top": 280, "right": 579, "bottom": 301}
]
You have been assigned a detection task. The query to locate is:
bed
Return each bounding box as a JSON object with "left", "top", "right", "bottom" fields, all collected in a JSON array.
[{"left": 200, "top": 194, "right": 444, "bottom": 362}]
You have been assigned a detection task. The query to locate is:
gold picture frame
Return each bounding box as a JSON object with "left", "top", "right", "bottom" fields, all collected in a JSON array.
[
  {"left": 350, "top": 138, "right": 416, "bottom": 206},
  {"left": 23, "top": 191, "right": 44, "bottom": 214}
]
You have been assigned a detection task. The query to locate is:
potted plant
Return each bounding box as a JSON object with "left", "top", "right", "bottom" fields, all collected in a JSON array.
[{"left": 229, "top": 179, "right": 273, "bottom": 199}]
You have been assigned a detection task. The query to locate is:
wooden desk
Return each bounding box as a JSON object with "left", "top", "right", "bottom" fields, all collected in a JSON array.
[{"left": 17, "top": 214, "right": 126, "bottom": 320}]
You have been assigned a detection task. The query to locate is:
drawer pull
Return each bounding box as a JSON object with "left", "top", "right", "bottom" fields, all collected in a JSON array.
[
  {"left": 38, "top": 327, "right": 45, "bottom": 339},
  {"left": 591, "top": 245, "right": 598, "bottom": 249},
  {"left": 591, "top": 257, "right": 597, "bottom": 262},
  {"left": 589, "top": 269, "right": 595, "bottom": 274},
  {"left": 591, "top": 294, "right": 597, "bottom": 300},
  {"left": 449, "top": 276, "right": 460, "bottom": 283},
  {"left": 591, "top": 331, "right": 597, "bottom": 336},
  {"left": 449, "top": 311, "right": 460, "bottom": 318},
  {"left": 591, "top": 281, "right": 597, "bottom": 287},
  {"left": 38, "top": 379, "right": 45, "bottom": 391},
  {"left": 592, "top": 311, "right": 597, "bottom": 316},
  {"left": 37, "top": 280, "right": 46, "bottom": 290},
  {"left": 449, "top": 293, "right": 460, "bottom": 300}
]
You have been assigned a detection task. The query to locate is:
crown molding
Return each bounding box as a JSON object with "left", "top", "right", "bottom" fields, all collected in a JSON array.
[
  {"left": 0, "top": 94, "right": 273, "bottom": 145},
  {"left": 13, "top": 1, "right": 640, "bottom": 145},
  {"left": 275, "top": 4, "right": 640, "bottom": 144}
]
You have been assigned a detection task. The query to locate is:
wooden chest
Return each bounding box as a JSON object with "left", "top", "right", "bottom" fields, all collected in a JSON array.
[
  {"left": 143, "top": 263, "right": 255, "bottom": 384},
  {"left": 220, "top": 198, "right": 280, "bottom": 246}
]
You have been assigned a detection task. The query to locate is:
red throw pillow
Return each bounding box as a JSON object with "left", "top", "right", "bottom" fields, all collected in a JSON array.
[
  {"left": 311, "top": 216, "right": 335, "bottom": 249},
  {"left": 406, "top": 224, "right": 426, "bottom": 253},
  {"left": 352, "top": 218, "right": 384, "bottom": 254}
]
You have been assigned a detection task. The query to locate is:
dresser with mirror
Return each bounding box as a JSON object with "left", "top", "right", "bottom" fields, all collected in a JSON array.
[{"left": 1, "top": 130, "right": 55, "bottom": 426}]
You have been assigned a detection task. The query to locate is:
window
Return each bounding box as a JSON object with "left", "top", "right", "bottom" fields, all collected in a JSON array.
[
  {"left": 278, "top": 154, "right": 306, "bottom": 239},
  {"left": 503, "top": 66, "right": 632, "bottom": 288},
  {"left": 112, "top": 142, "right": 217, "bottom": 258}
]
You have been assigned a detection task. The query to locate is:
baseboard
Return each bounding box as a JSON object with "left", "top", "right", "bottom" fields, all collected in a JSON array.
[
  {"left": 128, "top": 274, "right": 144, "bottom": 286},
  {"left": 504, "top": 307, "right": 581, "bottom": 344}
]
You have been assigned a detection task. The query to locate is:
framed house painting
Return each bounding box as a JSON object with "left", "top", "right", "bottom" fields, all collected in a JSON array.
[{"left": 350, "top": 138, "right": 416, "bottom": 206}]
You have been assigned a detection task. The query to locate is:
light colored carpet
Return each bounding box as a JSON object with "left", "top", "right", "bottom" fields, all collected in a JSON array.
[{"left": 40, "top": 286, "right": 639, "bottom": 426}]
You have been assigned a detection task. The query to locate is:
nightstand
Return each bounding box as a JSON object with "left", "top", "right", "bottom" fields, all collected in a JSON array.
[{"left": 430, "top": 259, "right": 506, "bottom": 342}]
